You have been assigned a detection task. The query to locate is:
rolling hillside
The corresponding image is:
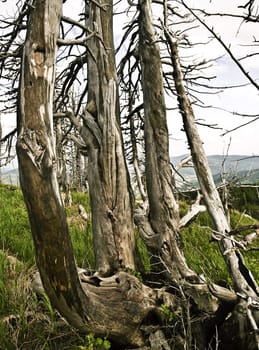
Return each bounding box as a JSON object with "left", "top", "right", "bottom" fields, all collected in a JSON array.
[
  {"left": 1, "top": 154, "right": 259, "bottom": 188},
  {"left": 1, "top": 168, "right": 19, "bottom": 185},
  {"left": 171, "top": 154, "right": 259, "bottom": 189}
]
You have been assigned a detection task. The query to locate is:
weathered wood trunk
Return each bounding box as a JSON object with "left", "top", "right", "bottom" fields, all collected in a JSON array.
[
  {"left": 55, "top": 117, "right": 67, "bottom": 192},
  {"left": 167, "top": 33, "right": 258, "bottom": 297},
  {"left": 138, "top": 0, "right": 197, "bottom": 282},
  {"left": 16, "top": 0, "right": 88, "bottom": 330},
  {"left": 165, "top": 30, "right": 259, "bottom": 349},
  {"left": 81, "top": 0, "right": 137, "bottom": 275}
]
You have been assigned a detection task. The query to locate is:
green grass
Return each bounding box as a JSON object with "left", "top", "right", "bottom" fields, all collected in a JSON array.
[
  {"left": 0, "top": 185, "right": 34, "bottom": 263},
  {"left": 0, "top": 183, "right": 258, "bottom": 348},
  {"left": 67, "top": 191, "right": 95, "bottom": 269},
  {"left": 181, "top": 212, "right": 231, "bottom": 284},
  {"left": 230, "top": 209, "right": 259, "bottom": 282},
  {"left": 181, "top": 206, "right": 259, "bottom": 285},
  {"left": 0, "top": 184, "right": 95, "bottom": 270},
  {"left": 0, "top": 184, "right": 97, "bottom": 349}
]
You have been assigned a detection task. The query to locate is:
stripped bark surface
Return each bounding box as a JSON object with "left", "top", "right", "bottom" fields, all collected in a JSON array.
[
  {"left": 138, "top": 0, "right": 198, "bottom": 283},
  {"left": 80, "top": 0, "right": 137, "bottom": 275}
]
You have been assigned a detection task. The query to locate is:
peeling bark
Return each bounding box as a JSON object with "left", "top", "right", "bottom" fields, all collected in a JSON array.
[{"left": 16, "top": 0, "right": 89, "bottom": 332}]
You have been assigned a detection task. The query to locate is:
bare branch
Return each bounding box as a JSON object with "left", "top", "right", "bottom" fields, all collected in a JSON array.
[
  {"left": 57, "top": 31, "right": 97, "bottom": 46},
  {"left": 181, "top": 1, "right": 259, "bottom": 92},
  {"left": 221, "top": 116, "right": 259, "bottom": 136},
  {"left": 179, "top": 191, "right": 206, "bottom": 228}
]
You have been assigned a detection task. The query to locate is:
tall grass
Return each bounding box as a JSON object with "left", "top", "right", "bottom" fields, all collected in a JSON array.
[
  {"left": 0, "top": 184, "right": 96, "bottom": 349},
  {"left": 0, "top": 184, "right": 95, "bottom": 269},
  {"left": 181, "top": 205, "right": 259, "bottom": 284},
  {"left": 67, "top": 191, "right": 95, "bottom": 269},
  {"left": 0, "top": 185, "right": 34, "bottom": 263}
]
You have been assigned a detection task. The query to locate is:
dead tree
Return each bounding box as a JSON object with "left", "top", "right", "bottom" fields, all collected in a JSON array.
[{"left": 10, "top": 0, "right": 259, "bottom": 348}]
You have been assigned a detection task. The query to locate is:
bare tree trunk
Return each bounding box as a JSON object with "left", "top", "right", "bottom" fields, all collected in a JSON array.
[
  {"left": 82, "top": 0, "right": 137, "bottom": 275},
  {"left": 165, "top": 31, "right": 259, "bottom": 348},
  {"left": 16, "top": 0, "right": 89, "bottom": 331},
  {"left": 130, "top": 113, "right": 147, "bottom": 204},
  {"left": 55, "top": 117, "right": 67, "bottom": 192},
  {"left": 167, "top": 35, "right": 258, "bottom": 297},
  {"left": 138, "top": 0, "right": 197, "bottom": 282},
  {"left": 75, "top": 147, "right": 82, "bottom": 191}
]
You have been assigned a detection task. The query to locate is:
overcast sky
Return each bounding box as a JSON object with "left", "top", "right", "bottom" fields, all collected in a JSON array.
[
  {"left": 1, "top": 0, "right": 259, "bottom": 158},
  {"left": 165, "top": 0, "right": 259, "bottom": 156}
]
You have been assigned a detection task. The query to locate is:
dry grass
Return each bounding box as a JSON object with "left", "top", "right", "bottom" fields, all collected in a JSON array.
[{"left": 0, "top": 253, "right": 92, "bottom": 349}]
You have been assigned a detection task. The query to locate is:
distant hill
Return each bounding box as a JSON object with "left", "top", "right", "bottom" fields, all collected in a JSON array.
[
  {"left": 2, "top": 154, "right": 259, "bottom": 188},
  {"left": 171, "top": 154, "right": 259, "bottom": 189},
  {"left": 1, "top": 168, "right": 19, "bottom": 185}
]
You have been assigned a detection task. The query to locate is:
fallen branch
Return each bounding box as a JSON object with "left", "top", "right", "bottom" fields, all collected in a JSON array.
[
  {"left": 179, "top": 192, "right": 206, "bottom": 228},
  {"left": 78, "top": 204, "right": 89, "bottom": 221}
]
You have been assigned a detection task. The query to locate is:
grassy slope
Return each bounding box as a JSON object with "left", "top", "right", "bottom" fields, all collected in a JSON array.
[
  {"left": 181, "top": 207, "right": 259, "bottom": 285},
  {"left": 0, "top": 184, "right": 258, "bottom": 348},
  {"left": 0, "top": 184, "right": 102, "bottom": 349}
]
